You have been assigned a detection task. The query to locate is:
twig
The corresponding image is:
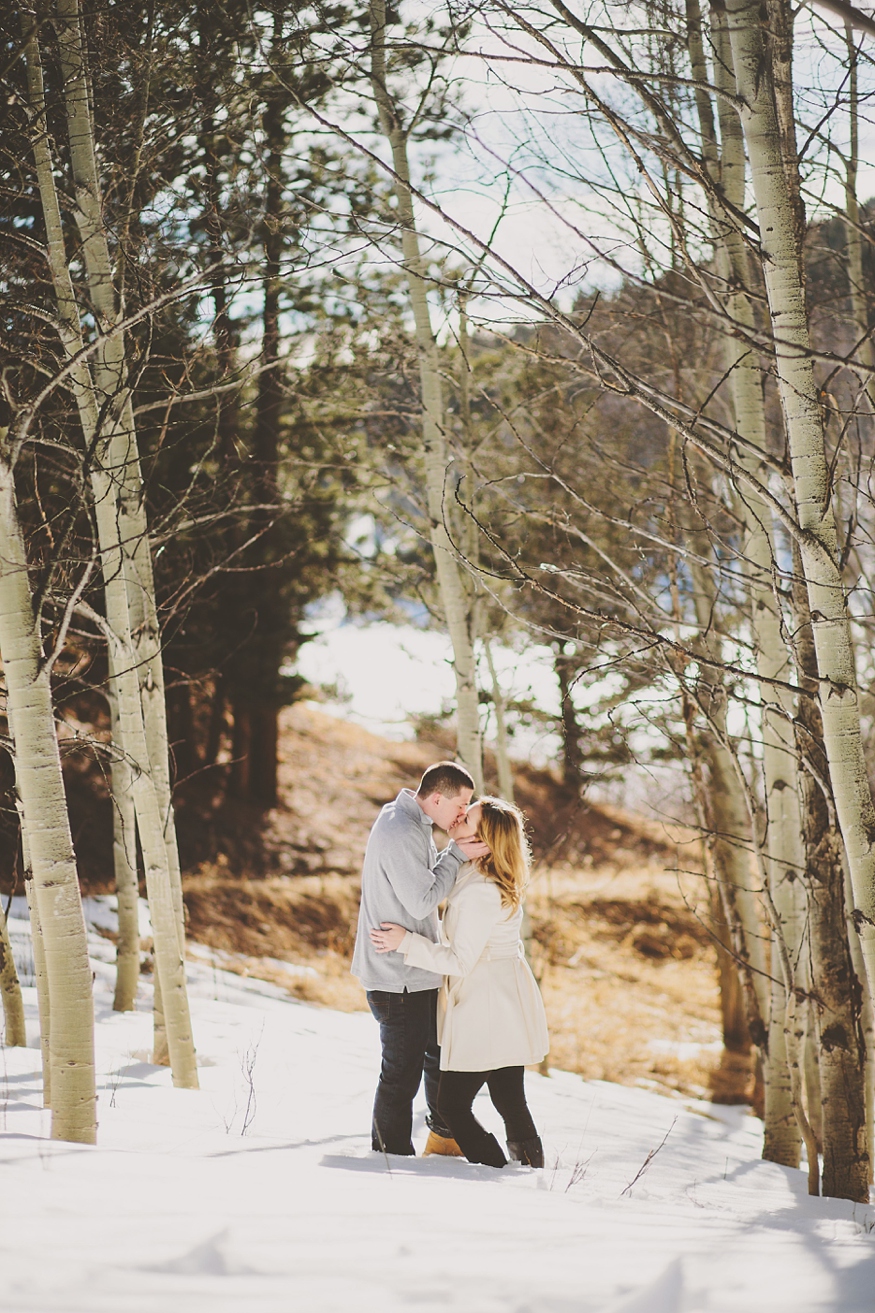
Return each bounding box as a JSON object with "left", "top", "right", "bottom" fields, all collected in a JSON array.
[
  {"left": 240, "top": 1028, "right": 262, "bottom": 1136},
  {"left": 621, "top": 1118, "right": 677, "bottom": 1197},
  {"left": 565, "top": 1151, "right": 594, "bottom": 1192}
]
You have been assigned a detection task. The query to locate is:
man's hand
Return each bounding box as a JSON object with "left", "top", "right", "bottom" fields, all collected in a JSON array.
[
  {"left": 370, "top": 922, "right": 407, "bottom": 953},
  {"left": 454, "top": 835, "right": 490, "bottom": 861}
]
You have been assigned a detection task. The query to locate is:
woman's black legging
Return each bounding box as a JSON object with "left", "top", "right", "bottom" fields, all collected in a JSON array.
[{"left": 437, "top": 1066, "right": 538, "bottom": 1167}]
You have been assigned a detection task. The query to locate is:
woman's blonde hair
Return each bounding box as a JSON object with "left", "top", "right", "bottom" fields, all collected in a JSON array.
[{"left": 474, "top": 796, "right": 531, "bottom": 910}]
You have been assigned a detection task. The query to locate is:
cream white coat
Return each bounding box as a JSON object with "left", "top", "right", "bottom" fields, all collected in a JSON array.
[{"left": 400, "top": 865, "right": 549, "bottom": 1072}]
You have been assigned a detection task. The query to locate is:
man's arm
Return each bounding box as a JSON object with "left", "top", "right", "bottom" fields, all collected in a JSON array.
[{"left": 380, "top": 824, "right": 463, "bottom": 920}]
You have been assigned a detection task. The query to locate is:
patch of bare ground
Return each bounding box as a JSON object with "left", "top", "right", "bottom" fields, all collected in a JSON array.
[
  {"left": 527, "top": 863, "right": 734, "bottom": 1102},
  {"left": 182, "top": 872, "right": 364, "bottom": 1011},
  {"left": 178, "top": 702, "right": 753, "bottom": 1104}
]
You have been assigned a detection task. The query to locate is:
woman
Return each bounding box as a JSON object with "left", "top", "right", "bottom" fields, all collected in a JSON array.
[{"left": 370, "top": 796, "right": 549, "bottom": 1169}]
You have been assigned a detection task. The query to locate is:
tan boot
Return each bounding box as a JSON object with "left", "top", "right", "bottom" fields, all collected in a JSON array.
[{"left": 423, "top": 1131, "right": 465, "bottom": 1157}]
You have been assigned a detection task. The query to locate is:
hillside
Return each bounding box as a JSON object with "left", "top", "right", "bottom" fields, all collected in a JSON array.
[{"left": 179, "top": 703, "right": 740, "bottom": 1104}]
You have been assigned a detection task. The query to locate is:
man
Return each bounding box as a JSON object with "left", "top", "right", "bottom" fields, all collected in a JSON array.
[{"left": 352, "top": 761, "right": 488, "bottom": 1156}]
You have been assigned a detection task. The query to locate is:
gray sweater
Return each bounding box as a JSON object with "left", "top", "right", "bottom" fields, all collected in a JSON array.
[{"left": 351, "top": 789, "right": 465, "bottom": 993}]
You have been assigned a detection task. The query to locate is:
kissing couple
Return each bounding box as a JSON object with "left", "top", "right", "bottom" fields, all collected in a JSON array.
[{"left": 352, "top": 761, "right": 549, "bottom": 1169}]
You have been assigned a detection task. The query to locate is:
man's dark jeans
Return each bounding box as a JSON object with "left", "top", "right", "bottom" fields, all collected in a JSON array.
[{"left": 366, "top": 987, "right": 452, "bottom": 1154}]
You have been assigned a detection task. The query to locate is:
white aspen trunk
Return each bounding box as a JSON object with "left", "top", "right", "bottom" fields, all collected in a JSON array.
[
  {"left": 725, "top": 0, "right": 875, "bottom": 1009},
  {"left": 24, "top": 869, "right": 51, "bottom": 1107},
  {"left": 782, "top": 964, "right": 820, "bottom": 1193},
  {"left": 97, "top": 560, "right": 196, "bottom": 1082},
  {"left": 803, "top": 1000, "right": 824, "bottom": 1153},
  {"left": 710, "top": 881, "right": 753, "bottom": 1051},
  {"left": 25, "top": 7, "right": 197, "bottom": 1087},
  {"left": 0, "top": 454, "right": 96, "bottom": 1143},
  {"left": 125, "top": 536, "right": 186, "bottom": 957},
  {"left": 724, "top": 261, "right": 805, "bottom": 1166},
  {"left": 369, "top": 0, "right": 483, "bottom": 787},
  {"left": 843, "top": 25, "right": 875, "bottom": 412},
  {"left": 120, "top": 537, "right": 186, "bottom": 1049},
  {"left": 790, "top": 553, "right": 867, "bottom": 1198},
  {"left": 678, "top": 645, "right": 763, "bottom": 1066},
  {"left": 483, "top": 638, "right": 515, "bottom": 802},
  {"left": 703, "top": 738, "right": 770, "bottom": 1021},
  {"left": 152, "top": 970, "right": 168, "bottom": 1065},
  {"left": 842, "top": 27, "right": 875, "bottom": 1179},
  {"left": 17, "top": 787, "right": 49, "bottom": 1095},
  {"left": 0, "top": 896, "right": 26, "bottom": 1047},
  {"left": 689, "top": 2, "right": 804, "bottom": 1163},
  {"left": 764, "top": 984, "right": 801, "bottom": 1165},
  {"left": 853, "top": 940, "right": 875, "bottom": 1183},
  {"left": 482, "top": 638, "right": 532, "bottom": 954},
  {"left": 98, "top": 398, "right": 184, "bottom": 1043},
  {"left": 108, "top": 653, "right": 140, "bottom": 1013},
  {"left": 14, "top": 672, "right": 55, "bottom": 1109},
  {"left": 687, "top": 561, "right": 770, "bottom": 1027},
  {"left": 0, "top": 721, "right": 26, "bottom": 1049},
  {"left": 843, "top": 852, "right": 875, "bottom": 1182}
]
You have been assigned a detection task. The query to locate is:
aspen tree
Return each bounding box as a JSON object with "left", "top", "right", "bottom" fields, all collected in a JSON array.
[
  {"left": 108, "top": 653, "right": 140, "bottom": 1013},
  {"left": 791, "top": 559, "right": 868, "bottom": 1199},
  {"left": 456, "top": 288, "right": 514, "bottom": 798},
  {"left": 484, "top": 638, "right": 515, "bottom": 801},
  {"left": 24, "top": 870, "right": 50, "bottom": 1106},
  {"left": 677, "top": 681, "right": 748, "bottom": 1074},
  {"left": 369, "top": 0, "right": 483, "bottom": 787},
  {"left": 0, "top": 447, "right": 96, "bottom": 1142},
  {"left": 684, "top": 551, "right": 769, "bottom": 1040},
  {"left": 23, "top": 3, "right": 197, "bottom": 1086},
  {"left": 123, "top": 545, "right": 186, "bottom": 1056},
  {"left": 553, "top": 648, "right": 585, "bottom": 788},
  {"left": 764, "top": 0, "right": 868, "bottom": 1195},
  {"left": 0, "top": 764, "right": 24, "bottom": 1048},
  {"left": 682, "top": 0, "right": 805, "bottom": 1165},
  {"left": 723, "top": 0, "right": 875, "bottom": 1039},
  {"left": 833, "top": 99, "right": 875, "bottom": 1157},
  {"left": 0, "top": 898, "right": 26, "bottom": 1048},
  {"left": 843, "top": 25, "right": 875, "bottom": 410},
  {"left": 844, "top": 845, "right": 875, "bottom": 1183},
  {"left": 667, "top": 487, "right": 768, "bottom": 1087},
  {"left": 842, "top": 48, "right": 875, "bottom": 1171}
]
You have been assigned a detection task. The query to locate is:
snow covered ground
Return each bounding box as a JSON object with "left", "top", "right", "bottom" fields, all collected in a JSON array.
[{"left": 1, "top": 901, "right": 874, "bottom": 1313}]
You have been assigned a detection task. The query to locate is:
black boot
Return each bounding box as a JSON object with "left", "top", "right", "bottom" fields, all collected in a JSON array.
[
  {"left": 464, "top": 1131, "right": 508, "bottom": 1168},
  {"left": 508, "top": 1136, "right": 544, "bottom": 1168}
]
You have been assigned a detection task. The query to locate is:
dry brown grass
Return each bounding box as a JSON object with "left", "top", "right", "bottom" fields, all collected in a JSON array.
[
  {"left": 182, "top": 871, "right": 365, "bottom": 1011},
  {"left": 527, "top": 862, "right": 729, "bottom": 1100}
]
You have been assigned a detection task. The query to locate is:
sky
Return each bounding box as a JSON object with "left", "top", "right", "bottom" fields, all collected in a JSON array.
[{"left": 351, "top": 1, "right": 875, "bottom": 328}]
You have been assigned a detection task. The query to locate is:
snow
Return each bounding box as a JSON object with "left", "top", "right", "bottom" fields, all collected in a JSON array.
[{"left": 1, "top": 904, "right": 874, "bottom": 1312}]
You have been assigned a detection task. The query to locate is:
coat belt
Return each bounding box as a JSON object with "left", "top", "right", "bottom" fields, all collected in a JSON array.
[{"left": 479, "top": 944, "right": 524, "bottom": 962}]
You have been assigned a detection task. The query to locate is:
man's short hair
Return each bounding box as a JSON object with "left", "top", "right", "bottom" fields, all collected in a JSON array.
[{"left": 416, "top": 761, "right": 475, "bottom": 799}]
